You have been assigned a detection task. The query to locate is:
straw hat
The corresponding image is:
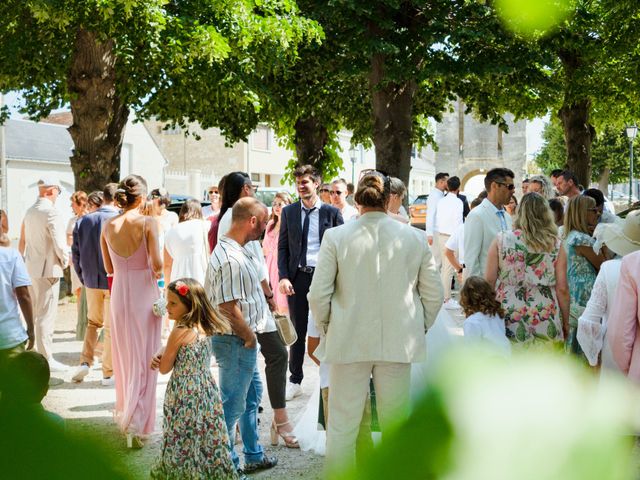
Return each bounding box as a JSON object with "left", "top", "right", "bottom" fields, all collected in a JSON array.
[{"left": 593, "top": 209, "right": 640, "bottom": 257}]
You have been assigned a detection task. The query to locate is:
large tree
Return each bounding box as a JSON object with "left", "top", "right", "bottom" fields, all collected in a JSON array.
[
  {"left": 466, "top": 0, "right": 640, "bottom": 187},
  {"left": 0, "top": 0, "right": 318, "bottom": 192},
  {"left": 535, "top": 119, "right": 636, "bottom": 191}
]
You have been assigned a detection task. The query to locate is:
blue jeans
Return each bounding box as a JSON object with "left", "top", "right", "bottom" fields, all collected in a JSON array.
[{"left": 211, "top": 335, "right": 264, "bottom": 469}]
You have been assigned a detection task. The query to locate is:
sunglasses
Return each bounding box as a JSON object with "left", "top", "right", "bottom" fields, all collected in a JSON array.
[
  {"left": 208, "top": 190, "right": 218, "bottom": 195},
  {"left": 496, "top": 181, "right": 515, "bottom": 191},
  {"left": 319, "top": 188, "right": 330, "bottom": 193},
  {"left": 330, "top": 191, "right": 345, "bottom": 196}
]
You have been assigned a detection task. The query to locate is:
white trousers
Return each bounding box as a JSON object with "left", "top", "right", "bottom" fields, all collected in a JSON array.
[
  {"left": 326, "top": 361, "right": 411, "bottom": 473},
  {"left": 439, "top": 233, "right": 454, "bottom": 300},
  {"left": 31, "top": 277, "right": 60, "bottom": 360},
  {"left": 430, "top": 232, "right": 442, "bottom": 272}
]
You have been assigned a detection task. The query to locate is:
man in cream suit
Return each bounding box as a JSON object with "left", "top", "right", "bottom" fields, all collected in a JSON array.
[
  {"left": 19, "top": 177, "right": 69, "bottom": 371},
  {"left": 308, "top": 172, "right": 443, "bottom": 473},
  {"left": 463, "top": 168, "right": 514, "bottom": 278}
]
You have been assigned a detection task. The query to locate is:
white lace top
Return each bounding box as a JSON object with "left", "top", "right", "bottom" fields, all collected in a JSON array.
[{"left": 576, "top": 259, "right": 621, "bottom": 371}]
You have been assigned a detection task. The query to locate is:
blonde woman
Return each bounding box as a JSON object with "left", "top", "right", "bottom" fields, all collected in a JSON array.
[
  {"left": 485, "top": 193, "right": 569, "bottom": 346},
  {"left": 528, "top": 174, "right": 555, "bottom": 200},
  {"left": 262, "top": 191, "right": 293, "bottom": 313}
]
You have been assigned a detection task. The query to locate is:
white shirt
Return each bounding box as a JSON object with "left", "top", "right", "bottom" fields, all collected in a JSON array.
[
  {"left": 202, "top": 205, "right": 218, "bottom": 219},
  {"left": 0, "top": 247, "right": 31, "bottom": 349},
  {"left": 435, "top": 193, "right": 463, "bottom": 235},
  {"left": 300, "top": 198, "right": 322, "bottom": 267},
  {"left": 425, "top": 188, "right": 445, "bottom": 236},
  {"left": 445, "top": 223, "right": 465, "bottom": 265},
  {"left": 340, "top": 204, "right": 359, "bottom": 222},
  {"left": 463, "top": 312, "right": 511, "bottom": 357}
]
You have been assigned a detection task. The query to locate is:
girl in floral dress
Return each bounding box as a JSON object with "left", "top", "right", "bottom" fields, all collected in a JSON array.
[
  {"left": 486, "top": 193, "right": 570, "bottom": 347},
  {"left": 150, "top": 278, "right": 238, "bottom": 479}
]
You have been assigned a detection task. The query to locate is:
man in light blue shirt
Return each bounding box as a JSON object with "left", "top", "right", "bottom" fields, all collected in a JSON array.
[{"left": 425, "top": 172, "right": 449, "bottom": 270}]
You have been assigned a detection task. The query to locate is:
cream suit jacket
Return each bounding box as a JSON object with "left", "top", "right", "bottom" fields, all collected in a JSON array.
[
  {"left": 308, "top": 212, "right": 443, "bottom": 364},
  {"left": 463, "top": 198, "right": 512, "bottom": 278},
  {"left": 23, "top": 198, "right": 69, "bottom": 278}
]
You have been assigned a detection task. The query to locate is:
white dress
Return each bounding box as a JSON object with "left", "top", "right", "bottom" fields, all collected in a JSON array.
[
  {"left": 164, "top": 219, "right": 210, "bottom": 284},
  {"left": 463, "top": 312, "right": 511, "bottom": 357},
  {"left": 577, "top": 259, "right": 623, "bottom": 377}
]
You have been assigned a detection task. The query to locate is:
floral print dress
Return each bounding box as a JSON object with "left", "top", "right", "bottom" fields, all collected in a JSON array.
[
  {"left": 564, "top": 230, "right": 598, "bottom": 356},
  {"left": 496, "top": 230, "right": 564, "bottom": 346},
  {"left": 150, "top": 335, "right": 238, "bottom": 480}
]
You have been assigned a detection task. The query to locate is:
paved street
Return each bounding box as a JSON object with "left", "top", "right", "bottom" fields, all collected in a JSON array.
[{"left": 44, "top": 300, "right": 324, "bottom": 479}]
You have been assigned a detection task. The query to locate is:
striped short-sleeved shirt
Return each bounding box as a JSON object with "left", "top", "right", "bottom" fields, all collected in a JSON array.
[{"left": 206, "top": 235, "right": 267, "bottom": 332}]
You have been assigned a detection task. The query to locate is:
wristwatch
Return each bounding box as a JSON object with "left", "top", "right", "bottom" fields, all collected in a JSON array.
[
  {"left": 266, "top": 293, "right": 274, "bottom": 300},
  {"left": 457, "top": 267, "right": 464, "bottom": 274}
]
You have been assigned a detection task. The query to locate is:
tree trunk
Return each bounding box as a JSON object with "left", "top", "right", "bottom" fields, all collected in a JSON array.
[
  {"left": 558, "top": 98, "right": 595, "bottom": 188},
  {"left": 294, "top": 116, "right": 328, "bottom": 172},
  {"left": 67, "top": 28, "right": 129, "bottom": 193},
  {"left": 369, "top": 52, "right": 416, "bottom": 188},
  {"left": 598, "top": 167, "right": 610, "bottom": 194}
]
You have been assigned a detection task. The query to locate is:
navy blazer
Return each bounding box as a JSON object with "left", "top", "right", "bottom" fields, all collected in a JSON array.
[
  {"left": 458, "top": 193, "right": 470, "bottom": 220},
  {"left": 72, "top": 206, "right": 119, "bottom": 290},
  {"left": 278, "top": 201, "right": 343, "bottom": 282}
]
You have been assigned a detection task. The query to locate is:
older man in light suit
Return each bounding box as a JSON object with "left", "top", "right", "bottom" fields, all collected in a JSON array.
[
  {"left": 308, "top": 172, "right": 443, "bottom": 473},
  {"left": 463, "top": 168, "right": 514, "bottom": 278},
  {"left": 19, "top": 177, "right": 69, "bottom": 371}
]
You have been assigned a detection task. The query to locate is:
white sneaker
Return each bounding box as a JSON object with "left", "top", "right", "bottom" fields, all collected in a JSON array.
[
  {"left": 72, "top": 364, "right": 90, "bottom": 382},
  {"left": 48, "top": 357, "right": 70, "bottom": 373},
  {"left": 285, "top": 382, "right": 303, "bottom": 401},
  {"left": 443, "top": 299, "right": 461, "bottom": 310},
  {"left": 101, "top": 376, "right": 115, "bottom": 387}
]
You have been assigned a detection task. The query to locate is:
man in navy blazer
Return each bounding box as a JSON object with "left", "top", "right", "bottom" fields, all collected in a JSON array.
[
  {"left": 71, "top": 183, "right": 119, "bottom": 385},
  {"left": 278, "top": 165, "right": 343, "bottom": 399}
]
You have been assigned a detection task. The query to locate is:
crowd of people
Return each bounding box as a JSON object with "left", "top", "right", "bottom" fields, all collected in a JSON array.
[{"left": 1, "top": 162, "right": 640, "bottom": 478}]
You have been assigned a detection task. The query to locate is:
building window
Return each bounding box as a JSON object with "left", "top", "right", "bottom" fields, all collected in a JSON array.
[
  {"left": 252, "top": 126, "right": 271, "bottom": 151},
  {"left": 251, "top": 173, "right": 261, "bottom": 183}
]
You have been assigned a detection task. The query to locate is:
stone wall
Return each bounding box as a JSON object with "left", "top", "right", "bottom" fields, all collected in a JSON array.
[
  {"left": 143, "top": 119, "right": 245, "bottom": 180},
  {"left": 435, "top": 101, "right": 527, "bottom": 192}
]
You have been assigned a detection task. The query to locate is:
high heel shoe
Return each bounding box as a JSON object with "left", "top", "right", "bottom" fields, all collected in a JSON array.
[
  {"left": 270, "top": 420, "right": 300, "bottom": 449},
  {"left": 126, "top": 432, "right": 145, "bottom": 449}
]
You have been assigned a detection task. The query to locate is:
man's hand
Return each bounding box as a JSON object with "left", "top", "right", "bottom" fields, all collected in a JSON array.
[
  {"left": 427, "top": 236, "right": 433, "bottom": 246},
  {"left": 266, "top": 295, "right": 276, "bottom": 312},
  {"left": 26, "top": 330, "right": 35, "bottom": 351},
  {"left": 242, "top": 331, "right": 258, "bottom": 349},
  {"left": 279, "top": 278, "right": 295, "bottom": 296}
]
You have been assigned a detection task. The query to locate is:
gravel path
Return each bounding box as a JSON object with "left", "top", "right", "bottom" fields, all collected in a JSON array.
[{"left": 44, "top": 301, "right": 324, "bottom": 479}]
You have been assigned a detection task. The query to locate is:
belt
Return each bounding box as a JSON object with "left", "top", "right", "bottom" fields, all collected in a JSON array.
[{"left": 298, "top": 266, "right": 315, "bottom": 274}]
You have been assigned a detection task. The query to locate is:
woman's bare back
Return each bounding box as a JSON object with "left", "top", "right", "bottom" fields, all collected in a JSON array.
[{"left": 104, "top": 213, "right": 147, "bottom": 259}]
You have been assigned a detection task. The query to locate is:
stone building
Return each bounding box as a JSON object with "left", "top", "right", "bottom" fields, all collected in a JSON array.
[{"left": 434, "top": 100, "right": 527, "bottom": 196}]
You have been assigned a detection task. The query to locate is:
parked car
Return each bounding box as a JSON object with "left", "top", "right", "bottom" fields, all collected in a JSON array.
[
  {"left": 167, "top": 193, "right": 210, "bottom": 215},
  {"left": 409, "top": 194, "right": 428, "bottom": 229}
]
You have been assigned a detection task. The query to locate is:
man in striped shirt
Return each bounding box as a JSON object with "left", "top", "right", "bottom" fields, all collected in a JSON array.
[{"left": 206, "top": 197, "right": 278, "bottom": 475}]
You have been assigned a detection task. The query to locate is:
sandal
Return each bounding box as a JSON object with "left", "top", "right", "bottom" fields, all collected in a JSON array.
[{"left": 270, "top": 420, "right": 300, "bottom": 448}]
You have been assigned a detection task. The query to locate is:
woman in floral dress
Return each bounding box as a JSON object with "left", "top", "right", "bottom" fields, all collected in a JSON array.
[
  {"left": 486, "top": 193, "right": 570, "bottom": 347},
  {"left": 150, "top": 278, "right": 237, "bottom": 479},
  {"left": 563, "top": 195, "right": 607, "bottom": 354}
]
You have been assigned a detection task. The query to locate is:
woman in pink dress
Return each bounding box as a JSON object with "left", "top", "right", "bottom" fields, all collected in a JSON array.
[
  {"left": 101, "top": 174, "right": 163, "bottom": 448},
  {"left": 263, "top": 192, "right": 292, "bottom": 314}
]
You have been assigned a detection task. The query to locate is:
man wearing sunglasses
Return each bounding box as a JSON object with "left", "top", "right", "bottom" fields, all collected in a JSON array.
[
  {"left": 330, "top": 179, "right": 358, "bottom": 222},
  {"left": 464, "top": 168, "right": 514, "bottom": 278}
]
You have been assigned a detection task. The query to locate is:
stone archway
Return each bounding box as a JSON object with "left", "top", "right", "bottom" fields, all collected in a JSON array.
[{"left": 460, "top": 168, "right": 488, "bottom": 191}]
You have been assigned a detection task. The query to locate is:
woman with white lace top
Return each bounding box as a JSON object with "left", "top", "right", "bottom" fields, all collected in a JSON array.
[{"left": 577, "top": 210, "right": 640, "bottom": 376}]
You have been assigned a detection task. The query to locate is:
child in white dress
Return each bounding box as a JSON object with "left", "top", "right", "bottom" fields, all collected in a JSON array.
[{"left": 460, "top": 276, "right": 511, "bottom": 357}]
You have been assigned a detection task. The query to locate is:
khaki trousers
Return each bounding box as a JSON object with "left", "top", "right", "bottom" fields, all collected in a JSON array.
[
  {"left": 430, "top": 232, "right": 442, "bottom": 271},
  {"left": 439, "top": 233, "right": 454, "bottom": 300},
  {"left": 80, "top": 288, "right": 113, "bottom": 378},
  {"left": 326, "top": 362, "right": 410, "bottom": 473},
  {"left": 31, "top": 277, "right": 60, "bottom": 360}
]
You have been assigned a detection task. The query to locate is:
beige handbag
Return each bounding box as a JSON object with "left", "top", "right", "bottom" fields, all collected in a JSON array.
[{"left": 274, "top": 313, "right": 298, "bottom": 346}]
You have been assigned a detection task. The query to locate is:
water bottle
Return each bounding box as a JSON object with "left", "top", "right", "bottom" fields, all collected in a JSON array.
[{"left": 157, "top": 275, "right": 165, "bottom": 289}]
